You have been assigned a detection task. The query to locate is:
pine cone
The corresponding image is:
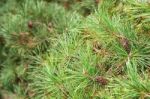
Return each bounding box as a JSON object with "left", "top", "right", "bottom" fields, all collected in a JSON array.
[
  {"left": 95, "top": 0, "right": 100, "bottom": 4},
  {"left": 95, "top": 0, "right": 103, "bottom": 5},
  {"left": 28, "top": 21, "right": 33, "bottom": 29},
  {"left": 119, "top": 37, "right": 131, "bottom": 54},
  {"left": 95, "top": 76, "right": 109, "bottom": 85},
  {"left": 64, "top": 1, "right": 70, "bottom": 9}
]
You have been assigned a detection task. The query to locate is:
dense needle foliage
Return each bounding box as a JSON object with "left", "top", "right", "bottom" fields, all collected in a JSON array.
[{"left": 0, "top": 0, "right": 150, "bottom": 99}]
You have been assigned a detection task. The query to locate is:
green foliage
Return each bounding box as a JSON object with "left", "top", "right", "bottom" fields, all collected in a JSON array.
[
  {"left": 0, "top": 0, "right": 150, "bottom": 98},
  {"left": 110, "top": 60, "right": 150, "bottom": 98}
]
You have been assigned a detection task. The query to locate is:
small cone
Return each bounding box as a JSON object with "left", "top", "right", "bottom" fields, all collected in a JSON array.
[
  {"left": 28, "top": 21, "right": 33, "bottom": 29},
  {"left": 95, "top": 76, "right": 109, "bottom": 85}
]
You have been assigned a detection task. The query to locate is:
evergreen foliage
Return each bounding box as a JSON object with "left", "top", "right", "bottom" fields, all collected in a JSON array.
[{"left": 0, "top": 0, "right": 150, "bottom": 98}]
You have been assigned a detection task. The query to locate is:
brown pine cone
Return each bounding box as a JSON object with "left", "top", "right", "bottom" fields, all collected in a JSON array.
[{"left": 95, "top": 76, "right": 109, "bottom": 85}]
